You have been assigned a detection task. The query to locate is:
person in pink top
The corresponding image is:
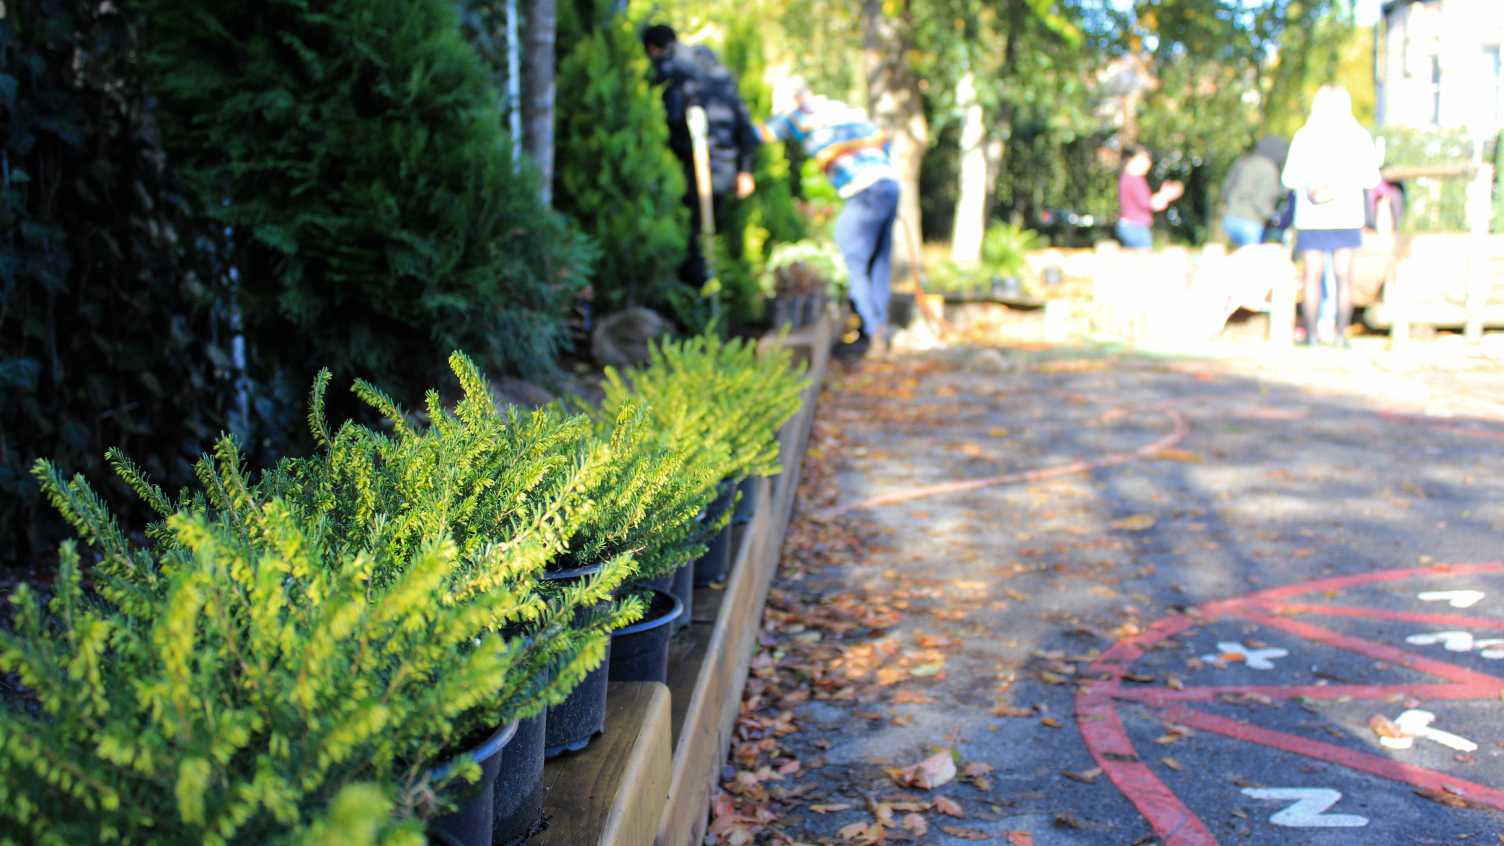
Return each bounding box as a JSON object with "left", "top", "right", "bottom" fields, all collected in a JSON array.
[{"left": 1115, "top": 144, "right": 1184, "bottom": 249}]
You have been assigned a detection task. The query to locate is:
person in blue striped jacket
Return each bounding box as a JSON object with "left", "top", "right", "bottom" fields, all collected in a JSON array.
[{"left": 763, "top": 77, "right": 901, "bottom": 355}]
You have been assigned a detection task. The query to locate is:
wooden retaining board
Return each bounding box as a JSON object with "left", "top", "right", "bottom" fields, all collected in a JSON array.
[
  {"left": 533, "top": 681, "right": 672, "bottom": 846},
  {"left": 656, "top": 312, "right": 838, "bottom": 846}
]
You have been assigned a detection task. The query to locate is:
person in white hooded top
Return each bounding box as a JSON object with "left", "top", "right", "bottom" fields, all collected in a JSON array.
[{"left": 1281, "top": 85, "right": 1382, "bottom": 347}]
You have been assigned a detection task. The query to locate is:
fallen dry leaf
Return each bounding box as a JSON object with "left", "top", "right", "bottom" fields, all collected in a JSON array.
[
  {"left": 1006, "top": 833, "right": 1036, "bottom": 846},
  {"left": 941, "top": 825, "right": 991, "bottom": 840},
  {"left": 811, "top": 803, "right": 854, "bottom": 813},
  {"left": 1054, "top": 811, "right": 1086, "bottom": 829},
  {"left": 934, "top": 796, "right": 965, "bottom": 818},
  {"left": 1040, "top": 717, "right": 1063, "bottom": 728},
  {"left": 1369, "top": 713, "right": 1407, "bottom": 740},
  {"left": 885, "top": 749, "right": 957, "bottom": 790},
  {"left": 993, "top": 704, "right": 1034, "bottom": 718},
  {"left": 1153, "top": 448, "right": 1203, "bottom": 463},
  {"left": 1110, "top": 514, "right": 1157, "bottom": 532},
  {"left": 1062, "top": 767, "right": 1102, "bottom": 784},
  {"left": 901, "top": 813, "right": 928, "bottom": 836},
  {"left": 837, "top": 820, "right": 885, "bottom": 843},
  {"left": 1161, "top": 756, "right": 1182, "bottom": 771}
]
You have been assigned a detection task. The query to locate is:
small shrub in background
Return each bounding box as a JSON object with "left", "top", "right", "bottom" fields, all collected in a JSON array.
[
  {"left": 554, "top": 0, "right": 688, "bottom": 320},
  {"left": 761, "top": 240, "right": 849, "bottom": 302}
]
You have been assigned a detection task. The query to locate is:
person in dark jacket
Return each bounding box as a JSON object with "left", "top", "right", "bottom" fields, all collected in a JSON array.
[
  {"left": 1220, "top": 135, "right": 1289, "bottom": 248},
  {"left": 641, "top": 24, "right": 760, "bottom": 287}
]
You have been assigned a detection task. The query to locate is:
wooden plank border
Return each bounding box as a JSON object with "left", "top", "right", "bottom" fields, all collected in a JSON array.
[{"left": 655, "top": 312, "right": 839, "bottom": 846}]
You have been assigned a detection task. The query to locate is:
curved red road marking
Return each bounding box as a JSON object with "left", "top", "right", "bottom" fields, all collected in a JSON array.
[
  {"left": 1077, "top": 564, "right": 1504, "bottom": 844},
  {"left": 1267, "top": 603, "right": 1504, "bottom": 629},
  {"left": 1230, "top": 610, "right": 1504, "bottom": 687},
  {"left": 819, "top": 408, "right": 1189, "bottom": 517},
  {"left": 1167, "top": 706, "right": 1504, "bottom": 812},
  {"left": 1112, "top": 682, "right": 1504, "bottom": 707}
]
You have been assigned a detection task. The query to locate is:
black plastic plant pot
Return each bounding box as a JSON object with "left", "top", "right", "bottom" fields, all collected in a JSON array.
[
  {"left": 493, "top": 712, "right": 547, "bottom": 845},
  {"left": 427, "top": 721, "right": 519, "bottom": 846},
  {"left": 541, "top": 563, "right": 612, "bottom": 759},
  {"left": 732, "top": 475, "right": 759, "bottom": 526},
  {"left": 608, "top": 589, "right": 683, "bottom": 684},
  {"left": 693, "top": 522, "right": 733, "bottom": 587},
  {"left": 669, "top": 559, "right": 694, "bottom": 634}
]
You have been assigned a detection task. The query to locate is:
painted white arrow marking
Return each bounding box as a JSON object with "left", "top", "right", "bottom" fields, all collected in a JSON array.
[
  {"left": 1418, "top": 590, "right": 1485, "bottom": 608},
  {"left": 1240, "top": 787, "right": 1369, "bottom": 828},
  {"left": 1377, "top": 709, "right": 1478, "bottom": 753},
  {"left": 1405, "top": 630, "right": 1477, "bottom": 652},
  {"left": 1201, "top": 641, "right": 1289, "bottom": 670},
  {"left": 1474, "top": 638, "right": 1504, "bottom": 659}
]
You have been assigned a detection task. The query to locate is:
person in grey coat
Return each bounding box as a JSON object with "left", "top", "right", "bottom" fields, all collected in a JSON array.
[{"left": 1220, "top": 135, "right": 1289, "bottom": 248}]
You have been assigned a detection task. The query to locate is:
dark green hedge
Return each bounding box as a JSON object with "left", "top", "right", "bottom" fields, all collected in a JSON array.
[
  {"left": 137, "top": 0, "right": 592, "bottom": 406},
  {"left": 1, "top": 1, "right": 236, "bottom": 575}
]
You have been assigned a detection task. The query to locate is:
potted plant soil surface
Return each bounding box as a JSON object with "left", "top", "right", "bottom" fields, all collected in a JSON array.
[
  {"left": 608, "top": 589, "right": 683, "bottom": 684},
  {"left": 493, "top": 713, "right": 548, "bottom": 845},
  {"left": 542, "top": 564, "right": 612, "bottom": 758},
  {"left": 427, "top": 721, "right": 519, "bottom": 846}
]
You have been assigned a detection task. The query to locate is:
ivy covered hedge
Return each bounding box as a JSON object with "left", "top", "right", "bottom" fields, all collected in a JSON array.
[{"left": 1, "top": 0, "right": 237, "bottom": 578}]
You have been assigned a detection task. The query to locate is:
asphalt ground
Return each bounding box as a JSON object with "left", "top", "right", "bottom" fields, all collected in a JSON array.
[{"left": 715, "top": 339, "right": 1504, "bottom": 846}]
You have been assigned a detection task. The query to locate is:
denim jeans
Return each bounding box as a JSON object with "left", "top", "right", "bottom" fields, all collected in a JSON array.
[
  {"left": 1114, "top": 219, "right": 1153, "bottom": 249},
  {"left": 1222, "top": 215, "right": 1265, "bottom": 249},
  {"left": 834, "top": 179, "right": 901, "bottom": 335}
]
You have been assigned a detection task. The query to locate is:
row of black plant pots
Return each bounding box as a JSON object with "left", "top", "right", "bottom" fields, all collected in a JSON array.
[{"left": 426, "top": 475, "right": 763, "bottom": 846}]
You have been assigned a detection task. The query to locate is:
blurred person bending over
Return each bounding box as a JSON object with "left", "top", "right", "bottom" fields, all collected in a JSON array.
[
  {"left": 1281, "top": 85, "right": 1381, "bottom": 347},
  {"left": 1221, "top": 136, "right": 1288, "bottom": 248},
  {"left": 761, "top": 77, "right": 900, "bottom": 354},
  {"left": 641, "top": 24, "right": 761, "bottom": 288}
]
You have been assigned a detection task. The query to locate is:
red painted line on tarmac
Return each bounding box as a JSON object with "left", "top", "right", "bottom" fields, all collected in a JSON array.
[
  {"left": 819, "top": 408, "right": 1189, "bottom": 517},
  {"left": 1378, "top": 409, "right": 1504, "bottom": 441},
  {"left": 1086, "top": 614, "right": 1200, "bottom": 676},
  {"left": 1268, "top": 603, "right": 1504, "bottom": 630},
  {"left": 1076, "top": 687, "right": 1218, "bottom": 845},
  {"left": 1231, "top": 610, "right": 1504, "bottom": 687},
  {"left": 1110, "top": 682, "right": 1503, "bottom": 707},
  {"left": 1166, "top": 706, "right": 1504, "bottom": 812},
  {"left": 1200, "top": 562, "right": 1504, "bottom": 613}
]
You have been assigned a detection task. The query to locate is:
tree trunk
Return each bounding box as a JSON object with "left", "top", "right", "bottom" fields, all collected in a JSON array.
[
  {"left": 862, "top": 0, "right": 928, "bottom": 273},
  {"left": 950, "top": 69, "right": 987, "bottom": 264},
  {"left": 523, "top": 0, "right": 556, "bottom": 205}
]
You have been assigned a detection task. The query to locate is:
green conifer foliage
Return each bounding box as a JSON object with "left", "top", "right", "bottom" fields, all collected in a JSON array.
[
  {"left": 553, "top": 6, "right": 689, "bottom": 316},
  {"left": 135, "top": 0, "right": 591, "bottom": 400},
  {"left": 598, "top": 331, "right": 810, "bottom": 566},
  {"left": 0, "top": 355, "right": 652, "bottom": 842}
]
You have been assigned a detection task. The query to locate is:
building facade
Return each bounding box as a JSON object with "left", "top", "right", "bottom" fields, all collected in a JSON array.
[{"left": 1377, "top": 0, "right": 1504, "bottom": 135}]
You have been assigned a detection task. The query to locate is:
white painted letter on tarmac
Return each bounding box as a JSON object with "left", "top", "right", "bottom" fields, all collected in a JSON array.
[
  {"left": 1417, "top": 590, "right": 1485, "bottom": 608},
  {"left": 1405, "top": 630, "right": 1476, "bottom": 652},
  {"left": 1200, "top": 641, "right": 1289, "bottom": 670},
  {"left": 1377, "top": 709, "right": 1479, "bottom": 753},
  {"left": 1240, "top": 787, "right": 1369, "bottom": 827}
]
